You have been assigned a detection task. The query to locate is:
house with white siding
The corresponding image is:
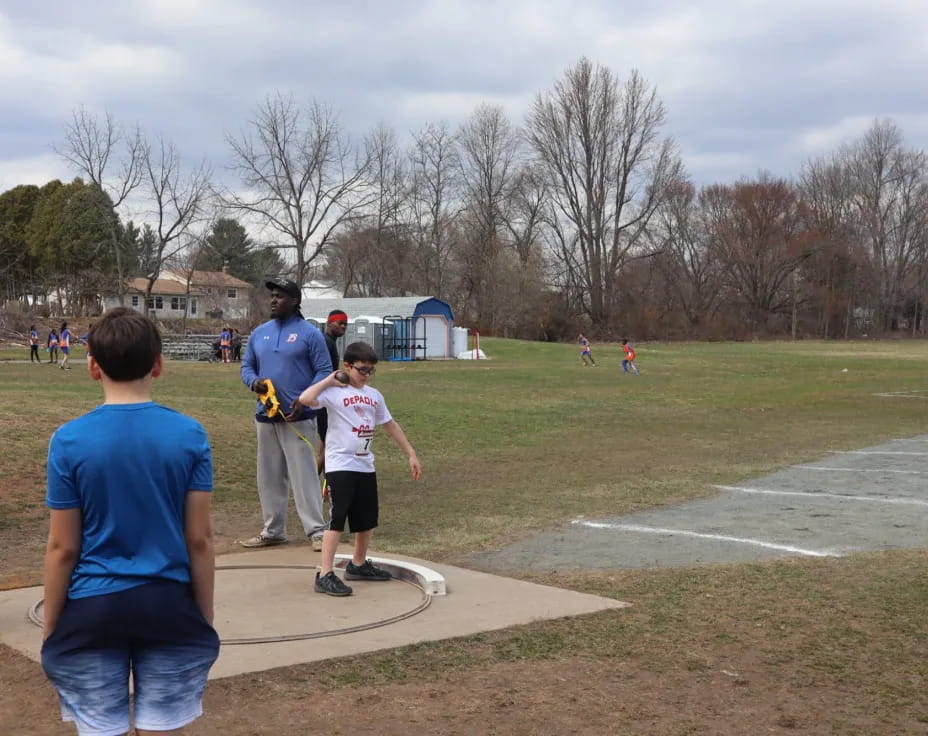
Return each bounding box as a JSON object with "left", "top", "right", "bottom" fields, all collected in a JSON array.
[{"left": 103, "top": 266, "right": 254, "bottom": 319}]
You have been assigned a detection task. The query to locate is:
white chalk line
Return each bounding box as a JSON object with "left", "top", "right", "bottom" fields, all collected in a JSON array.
[
  {"left": 714, "top": 485, "right": 928, "bottom": 508},
  {"left": 796, "top": 465, "right": 928, "bottom": 475},
  {"left": 874, "top": 390, "right": 928, "bottom": 399},
  {"left": 844, "top": 450, "right": 928, "bottom": 456},
  {"left": 572, "top": 520, "right": 839, "bottom": 558}
]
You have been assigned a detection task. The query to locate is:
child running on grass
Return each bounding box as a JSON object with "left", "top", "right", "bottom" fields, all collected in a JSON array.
[
  {"left": 41, "top": 306, "right": 219, "bottom": 735},
  {"left": 578, "top": 332, "right": 597, "bottom": 366},
  {"left": 622, "top": 338, "right": 640, "bottom": 375},
  {"left": 298, "top": 341, "right": 422, "bottom": 596}
]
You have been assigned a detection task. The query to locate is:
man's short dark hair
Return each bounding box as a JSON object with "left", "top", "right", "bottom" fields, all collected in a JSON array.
[
  {"left": 88, "top": 307, "right": 162, "bottom": 381},
  {"left": 343, "top": 341, "right": 378, "bottom": 365}
]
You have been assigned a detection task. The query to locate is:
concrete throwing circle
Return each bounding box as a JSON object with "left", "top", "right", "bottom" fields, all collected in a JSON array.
[
  {"left": 28, "top": 563, "right": 432, "bottom": 646},
  {"left": 214, "top": 564, "right": 430, "bottom": 644}
]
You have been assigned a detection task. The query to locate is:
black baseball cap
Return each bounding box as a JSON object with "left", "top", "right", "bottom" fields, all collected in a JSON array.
[{"left": 265, "top": 279, "right": 301, "bottom": 300}]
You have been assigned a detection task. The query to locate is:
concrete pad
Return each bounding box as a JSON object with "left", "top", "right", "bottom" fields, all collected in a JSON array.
[{"left": 0, "top": 546, "right": 627, "bottom": 679}]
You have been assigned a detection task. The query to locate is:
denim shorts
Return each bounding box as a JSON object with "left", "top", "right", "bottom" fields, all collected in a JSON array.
[{"left": 41, "top": 580, "right": 220, "bottom": 736}]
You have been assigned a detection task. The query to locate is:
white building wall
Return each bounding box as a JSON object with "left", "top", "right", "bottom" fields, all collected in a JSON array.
[{"left": 415, "top": 315, "right": 450, "bottom": 358}]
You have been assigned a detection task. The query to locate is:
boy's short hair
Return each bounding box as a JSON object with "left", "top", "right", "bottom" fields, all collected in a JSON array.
[
  {"left": 343, "top": 341, "right": 378, "bottom": 365},
  {"left": 88, "top": 307, "right": 162, "bottom": 381}
]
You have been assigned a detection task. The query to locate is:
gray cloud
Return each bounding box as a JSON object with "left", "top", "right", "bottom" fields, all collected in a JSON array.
[{"left": 1, "top": 0, "right": 927, "bottom": 192}]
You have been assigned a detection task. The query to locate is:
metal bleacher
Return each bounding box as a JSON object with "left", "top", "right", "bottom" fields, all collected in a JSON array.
[{"left": 161, "top": 334, "right": 249, "bottom": 362}]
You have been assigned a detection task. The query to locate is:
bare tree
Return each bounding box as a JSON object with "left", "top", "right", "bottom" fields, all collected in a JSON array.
[
  {"left": 649, "top": 179, "right": 722, "bottom": 327},
  {"left": 799, "top": 154, "right": 865, "bottom": 337},
  {"left": 165, "top": 240, "right": 205, "bottom": 335},
  {"left": 503, "top": 163, "right": 548, "bottom": 268},
  {"left": 58, "top": 107, "right": 145, "bottom": 303},
  {"left": 139, "top": 136, "right": 213, "bottom": 309},
  {"left": 324, "top": 222, "right": 416, "bottom": 297},
  {"left": 365, "top": 123, "right": 408, "bottom": 239},
  {"left": 456, "top": 104, "right": 521, "bottom": 332},
  {"left": 224, "top": 93, "right": 372, "bottom": 285},
  {"left": 703, "top": 175, "right": 812, "bottom": 332},
  {"left": 526, "top": 59, "right": 683, "bottom": 329},
  {"left": 844, "top": 120, "right": 928, "bottom": 331},
  {"left": 408, "top": 121, "right": 461, "bottom": 298},
  {"left": 360, "top": 122, "right": 414, "bottom": 294}
]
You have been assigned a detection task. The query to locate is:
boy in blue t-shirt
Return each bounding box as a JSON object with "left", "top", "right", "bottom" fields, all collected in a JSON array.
[{"left": 42, "top": 307, "right": 220, "bottom": 736}]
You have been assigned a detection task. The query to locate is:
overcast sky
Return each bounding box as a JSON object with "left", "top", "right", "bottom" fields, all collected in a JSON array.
[{"left": 2, "top": 0, "right": 927, "bottom": 195}]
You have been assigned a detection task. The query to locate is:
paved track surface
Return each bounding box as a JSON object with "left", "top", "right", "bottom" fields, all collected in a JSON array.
[{"left": 466, "top": 436, "right": 928, "bottom": 573}]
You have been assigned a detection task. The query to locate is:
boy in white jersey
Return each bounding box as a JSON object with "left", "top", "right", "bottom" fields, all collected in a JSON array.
[{"left": 298, "top": 342, "right": 422, "bottom": 596}]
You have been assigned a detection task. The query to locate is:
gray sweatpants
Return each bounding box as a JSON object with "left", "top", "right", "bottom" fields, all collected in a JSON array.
[{"left": 255, "top": 418, "right": 326, "bottom": 540}]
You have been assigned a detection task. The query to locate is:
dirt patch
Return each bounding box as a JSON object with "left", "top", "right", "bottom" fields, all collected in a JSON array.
[
  {"left": 3, "top": 643, "right": 915, "bottom": 736},
  {"left": 5, "top": 432, "right": 927, "bottom": 735}
]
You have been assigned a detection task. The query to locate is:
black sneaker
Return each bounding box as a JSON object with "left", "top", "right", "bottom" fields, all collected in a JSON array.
[
  {"left": 314, "top": 571, "right": 352, "bottom": 596},
  {"left": 344, "top": 560, "right": 392, "bottom": 581}
]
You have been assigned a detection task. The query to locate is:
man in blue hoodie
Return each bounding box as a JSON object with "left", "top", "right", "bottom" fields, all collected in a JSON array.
[{"left": 240, "top": 279, "right": 332, "bottom": 550}]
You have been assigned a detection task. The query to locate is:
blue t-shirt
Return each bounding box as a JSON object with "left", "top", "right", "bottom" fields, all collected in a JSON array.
[{"left": 46, "top": 402, "right": 213, "bottom": 599}]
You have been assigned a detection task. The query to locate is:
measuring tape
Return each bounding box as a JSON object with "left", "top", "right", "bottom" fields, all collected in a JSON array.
[{"left": 256, "top": 378, "right": 329, "bottom": 500}]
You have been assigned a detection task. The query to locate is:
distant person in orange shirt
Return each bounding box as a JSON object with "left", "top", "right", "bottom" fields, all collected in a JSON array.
[{"left": 621, "top": 339, "right": 640, "bottom": 375}]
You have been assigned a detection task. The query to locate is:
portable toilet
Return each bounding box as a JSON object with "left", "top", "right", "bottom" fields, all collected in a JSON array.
[{"left": 342, "top": 316, "right": 386, "bottom": 357}]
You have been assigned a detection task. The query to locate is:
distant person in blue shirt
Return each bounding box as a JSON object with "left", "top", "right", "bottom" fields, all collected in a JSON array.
[
  {"left": 29, "top": 325, "right": 40, "bottom": 363},
  {"left": 240, "top": 278, "right": 332, "bottom": 550},
  {"left": 219, "top": 326, "right": 232, "bottom": 364},
  {"left": 41, "top": 306, "right": 219, "bottom": 736},
  {"left": 47, "top": 328, "right": 59, "bottom": 363},
  {"left": 59, "top": 321, "right": 71, "bottom": 370}
]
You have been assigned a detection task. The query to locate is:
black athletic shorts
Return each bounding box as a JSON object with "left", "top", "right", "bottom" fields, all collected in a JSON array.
[{"left": 326, "top": 470, "right": 378, "bottom": 533}]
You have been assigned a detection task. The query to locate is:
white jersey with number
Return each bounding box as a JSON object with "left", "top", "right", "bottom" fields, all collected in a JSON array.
[{"left": 317, "top": 384, "right": 393, "bottom": 473}]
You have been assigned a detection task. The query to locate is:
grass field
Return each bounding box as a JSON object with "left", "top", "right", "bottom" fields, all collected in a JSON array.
[{"left": 2, "top": 339, "right": 927, "bottom": 733}]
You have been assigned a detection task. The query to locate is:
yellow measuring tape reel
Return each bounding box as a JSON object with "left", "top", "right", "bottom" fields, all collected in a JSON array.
[{"left": 256, "top": 378, "right": 329, "bottom": 499}]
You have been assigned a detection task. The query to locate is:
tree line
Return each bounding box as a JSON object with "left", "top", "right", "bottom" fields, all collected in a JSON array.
[{"left": 1, "top": 57, "right": 927, "bottom": 339}]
